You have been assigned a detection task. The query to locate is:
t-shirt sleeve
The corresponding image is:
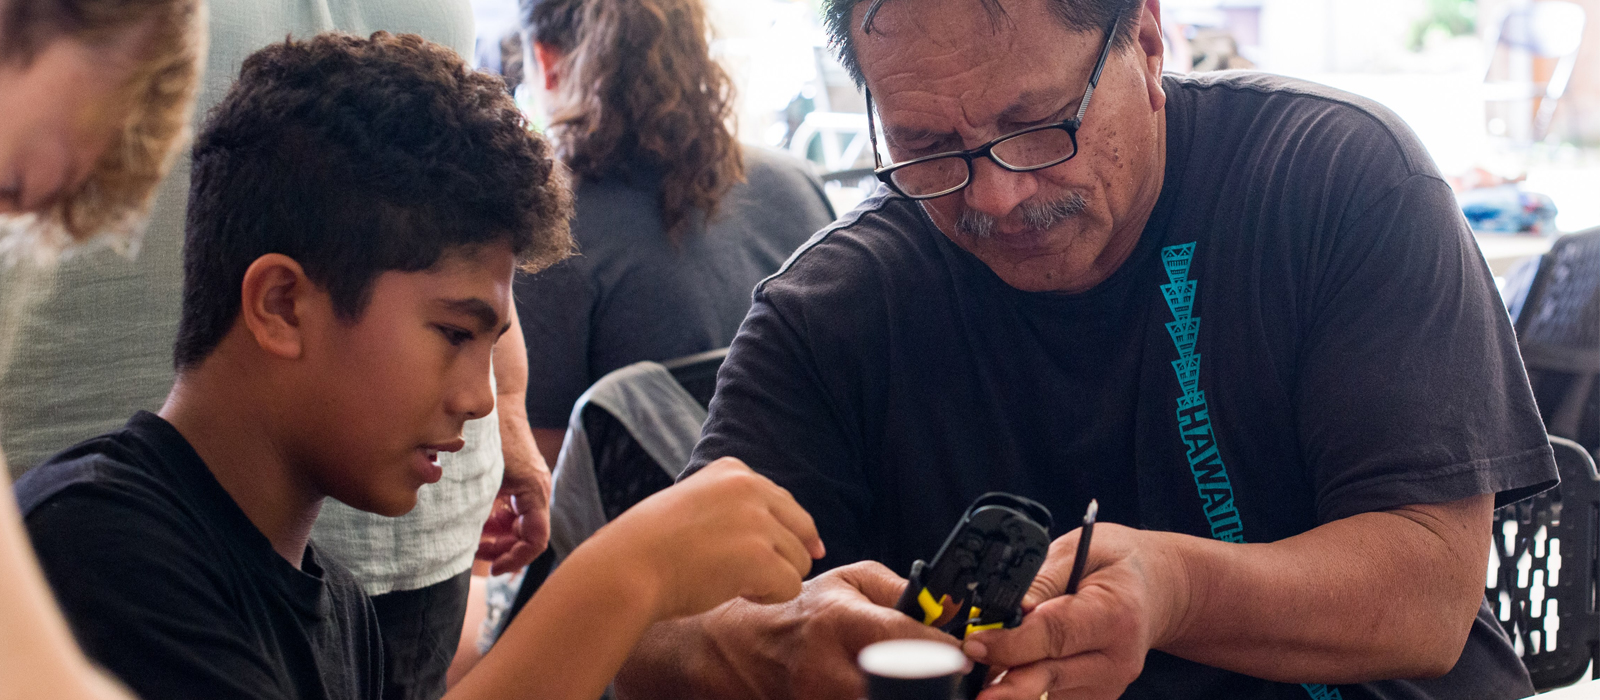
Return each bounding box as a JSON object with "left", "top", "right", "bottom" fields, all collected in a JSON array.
[
  {"left": 518, "top": 258, "right": 599, "bottom": 429},
  {"left": 1296, "top": 173, "right": 1556, "bottom": 523},
  {"left": 685, "top": 288, "right": 878, "bottom": 574},
  {"left": 26, "top": 487, "right": 291, "bottom": 700}
]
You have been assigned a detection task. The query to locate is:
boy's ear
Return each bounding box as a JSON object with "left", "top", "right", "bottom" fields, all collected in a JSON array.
[{"left": 239, "top": 253, "right": 315, "bottom": 360}]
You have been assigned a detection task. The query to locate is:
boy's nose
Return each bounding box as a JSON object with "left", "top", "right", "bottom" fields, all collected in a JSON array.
[{"left": 450, "top": 368, "right": 497, "bottom": 421}]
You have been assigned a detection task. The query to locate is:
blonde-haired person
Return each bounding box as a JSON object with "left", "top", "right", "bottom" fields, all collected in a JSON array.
[
  {"left": 0, "top": 0, "right": 203, "bottom": 698},
  {"left": 0, "top": 0, "right": 200, "bottom": 242},
  {"left": 514, "top": 0, "right": 837, "bottom": 467}
]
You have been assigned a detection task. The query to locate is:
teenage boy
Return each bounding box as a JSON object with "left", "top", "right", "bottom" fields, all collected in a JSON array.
[{"left": 16, "top": 31, "right": 824, "bottom": 700}]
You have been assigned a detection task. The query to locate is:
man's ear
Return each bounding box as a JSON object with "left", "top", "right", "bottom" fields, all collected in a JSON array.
[
  {"left": 1137, "top": 0, "right": 1167, "bottom": 112},
  {"left": 239, "top": 253, "right": 315, "bottom": 360}
]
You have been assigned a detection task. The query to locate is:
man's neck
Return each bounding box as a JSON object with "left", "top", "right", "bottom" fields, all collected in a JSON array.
[{"left": 158, "top": 358, "right": 323, "bottom": 569}]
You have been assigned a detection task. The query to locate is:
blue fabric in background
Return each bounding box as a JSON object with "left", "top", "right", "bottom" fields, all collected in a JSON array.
[{"left": 1460, "top": 184, "right": 1561, "bottom": 235}]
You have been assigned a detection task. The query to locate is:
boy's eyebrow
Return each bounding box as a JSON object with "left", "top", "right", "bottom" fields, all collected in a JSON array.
[{"left": 436, "top": 298, "right": 503, "bottom": 334}]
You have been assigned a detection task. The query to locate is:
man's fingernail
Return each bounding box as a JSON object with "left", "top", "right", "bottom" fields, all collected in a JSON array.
[{"left": 964, "top": 639, "right": 988, "bottom": 661}]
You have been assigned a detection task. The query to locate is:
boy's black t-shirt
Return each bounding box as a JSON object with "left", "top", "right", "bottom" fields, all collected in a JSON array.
[
  {"left": 687, "top": 72, "right": 1557, "bottom": 698},
  {"left": 15, "top": 411, "right": 382, "bottom": 700}
]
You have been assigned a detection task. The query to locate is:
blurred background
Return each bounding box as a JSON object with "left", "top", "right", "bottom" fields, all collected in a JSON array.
[{"left": 471, "top": 0, "right": 1600, "bottom": 274}]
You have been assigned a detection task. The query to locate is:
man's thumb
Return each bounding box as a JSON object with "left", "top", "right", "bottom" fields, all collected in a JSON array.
[{"left": 842, "top": 561, "right": 911, "bottom": 607}]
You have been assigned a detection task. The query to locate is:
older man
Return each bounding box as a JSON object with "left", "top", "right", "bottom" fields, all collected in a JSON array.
[{"left": 616, "top": 0, "right": 1557, "bottom": 699}]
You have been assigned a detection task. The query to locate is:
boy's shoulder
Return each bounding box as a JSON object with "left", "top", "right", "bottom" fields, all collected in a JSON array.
[
  {"left": 16, "top": 412, "right": 384, "bottom": 700},
  {"left": 15, "top": 411, "right": 232, "bottom": 556},
  {"left": 16, "top": 412, "right": 187, "bottom": 515}
]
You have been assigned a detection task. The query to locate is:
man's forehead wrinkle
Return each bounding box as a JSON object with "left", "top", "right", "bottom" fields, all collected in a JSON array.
[
  {"left": 854, "top": 0, "right": 1013, "bottom": 77},
  {"left": 874, "top": 53, "right": 1037, "bottom": 145}
]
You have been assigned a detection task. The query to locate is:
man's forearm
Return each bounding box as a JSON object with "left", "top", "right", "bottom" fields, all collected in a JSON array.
[
  {"left": 1154, "top": 494, "right": 1493, "bottom": 682},
  {"left": 615, "top": 616, "right": 713, "bottom": 700},
  {"left": 616, "top": 601, "right": 785, "bottom": 700},
  {"left": 498, "top": 400, "right": 540, "bottom": 480},
  {"left": 493, "top": 306, "right": 543, "bottom": 485}
]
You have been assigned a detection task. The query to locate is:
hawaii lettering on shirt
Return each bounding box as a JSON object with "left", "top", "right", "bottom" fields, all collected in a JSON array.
[{"left": 1160, "top": 242, "right": 1342, "bottom": 700}]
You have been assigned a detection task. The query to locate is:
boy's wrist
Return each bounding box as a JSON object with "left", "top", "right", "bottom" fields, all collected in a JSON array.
[{"left": 568, "top": 526, "right": 670, "bottom": 624}]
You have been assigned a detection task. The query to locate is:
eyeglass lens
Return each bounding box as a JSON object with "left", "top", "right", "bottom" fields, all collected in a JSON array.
[{"left": 888, "top": 126, "right": 1079, "bottom": 198}]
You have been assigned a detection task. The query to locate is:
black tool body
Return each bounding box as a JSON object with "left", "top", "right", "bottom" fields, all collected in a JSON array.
[{"left": 893, "top": 493, "right": 1052, "bottom": 698}]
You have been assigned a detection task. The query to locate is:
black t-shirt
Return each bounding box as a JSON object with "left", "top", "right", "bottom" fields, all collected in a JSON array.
[
  {"left": 15, "top": 411, "right": 382, "bottom": 700},
  {"left": 686, "top": 72, "right": 1557, "bottom": 699}
]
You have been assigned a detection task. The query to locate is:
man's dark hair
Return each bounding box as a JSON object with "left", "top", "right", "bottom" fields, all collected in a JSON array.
[
  {"left": 823, "top": 0, "right": 1142, "bottom": 87},
  {"left": 174, "top": 31, "right": 574, "bottom": 370}
]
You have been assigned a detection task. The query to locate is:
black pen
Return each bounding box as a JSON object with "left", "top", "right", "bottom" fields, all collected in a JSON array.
[{"left": 1064, "top": 499, "right": 1097, "bottom": 595}]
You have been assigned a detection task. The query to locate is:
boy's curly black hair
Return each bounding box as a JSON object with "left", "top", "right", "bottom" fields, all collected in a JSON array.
[{"left": 175, "top": 31, "right": 573, "bottom": 370}]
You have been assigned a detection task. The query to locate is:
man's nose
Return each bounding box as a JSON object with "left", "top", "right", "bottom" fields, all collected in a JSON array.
[{"left": 962, "top": 157, "right": 1038, "bottom": 222}]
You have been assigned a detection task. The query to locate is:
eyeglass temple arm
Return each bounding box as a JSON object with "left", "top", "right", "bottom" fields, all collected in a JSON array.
[
  {"left": 1074, "top": 17, "right": 1121, "bottom": 125},
  {"left": 866, "top": 87, "right": 884, "bottom": 169}
]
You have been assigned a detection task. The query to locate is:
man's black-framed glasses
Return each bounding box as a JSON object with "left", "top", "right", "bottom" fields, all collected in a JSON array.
[{"left": 863, "top": 16, "right": 1120, "bottom": 200}]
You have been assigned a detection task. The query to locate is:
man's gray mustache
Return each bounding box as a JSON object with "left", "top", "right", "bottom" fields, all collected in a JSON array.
[{"left": 955, "top": 192, "right": 1088, "bottom": 238}]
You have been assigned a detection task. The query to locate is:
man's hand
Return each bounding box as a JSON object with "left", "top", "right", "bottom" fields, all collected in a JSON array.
[
  {"left": 962, "top": 524, "right": 1186, "bottom": 700},
  {"left": 617, "top": 561, "right": 960, "bottom": 700},
  {"left": 476, "top": 447, "right": 551, "bottom": 574}
]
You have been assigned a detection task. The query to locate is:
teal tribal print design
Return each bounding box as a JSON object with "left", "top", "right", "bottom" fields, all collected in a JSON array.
[
  {"left": 1160, "top": 243, "right": 1245, "bottom": 544},
  {"left": 1159, "top": 243, "right": 1344, "bottom": 700}
]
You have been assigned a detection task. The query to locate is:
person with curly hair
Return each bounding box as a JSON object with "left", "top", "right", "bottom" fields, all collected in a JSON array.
[
  {"left": 514, "top": 0, "right": 837, "bottom": 467},
  {"left": 0, "top": 1, "right": 202, "bottom": 698},
  {"left": 15, "top": 30, "right": 823, "bottom": 700}
]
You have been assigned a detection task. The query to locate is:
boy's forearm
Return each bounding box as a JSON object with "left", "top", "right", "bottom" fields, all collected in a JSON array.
[{"left": 446, "top": 535, "right": 660, "bottom": 700}]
